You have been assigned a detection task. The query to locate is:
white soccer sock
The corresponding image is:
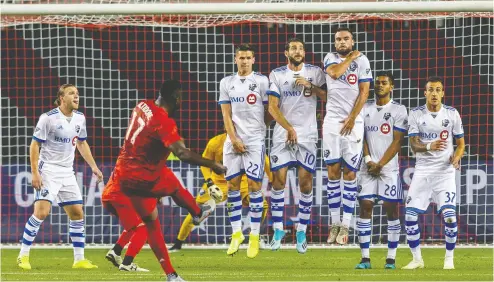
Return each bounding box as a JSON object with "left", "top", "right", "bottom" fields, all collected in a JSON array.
[
  {"left": 357, "top": 218, "right": 371, "bottom": 259},
  {"left": 270, "top": 189, "right": 285, "bottom": 231},
  {"left": 227, "top": 190, "right": 242, "bottom": 233},
  {"left": 249, "top": 191, "right": 264, "bottom": 235},
  {"left": 326, "top": 180, "right": 341, "bottom": 225},
  {"left": 20, "top": 215, "right": 44, "bottom": 256},
  {"left": 405, "top": 209, "right": 422, "bottom": 261},
  {"left": 297, "top": 192, "right": 313, "bottom": 233},
  {"left": 443, "top": 209, "right": 457, "bottom": 258},
  {"left": 387, "top": 219, "right": 401, "bottom": 260},
  {"left": 69, "top": 219, "right": 85, "bottom": 262},
  {"left": 341, "top": 179, "right": 358, "bottom": 228}
]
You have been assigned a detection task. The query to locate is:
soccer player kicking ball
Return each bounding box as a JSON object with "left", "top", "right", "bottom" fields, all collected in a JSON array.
[
  {"left": 354, "top": 73, "right": 407, "bottom": 270},
  {"left": 323, "top": 27, "right": 372, "bottom": 244},
  {"left": 110, "top": 80, "right": 227, "bottom": 281},
  {"left": 266, "top": 38, "right": 326, "bottom": 254},
  {"left": 17, "top": 84, "right": 103, "bottom": 270},
  {"left": 219, "top": 43, "right": 270, "bottom": 259},
  {"left": 403, "top": 76, "right": 465, "bottom": 270},
  {"left": 169, "top": 130, "right": 271, "bottom": 252}
]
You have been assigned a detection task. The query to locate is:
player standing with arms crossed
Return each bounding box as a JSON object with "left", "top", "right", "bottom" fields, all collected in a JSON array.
[
  {"left": 267, "top": 38, "right": 326, "bottom": 254},
  {"left": 17, "top": 84, "right": 103, "bottom": 270},
  {"left": 219, "top": 44, "right": 270, "bottom": 259},
  {"left": 402, "top": 76, "right": 464, "bottom": 270},
  {"left": 355, "top": 73, "right": 407, "bottom": 269},
  {"left": 323, "top": 27, "right": 373, "bottom": 244},
  {"left": 111, "top": 80, "right": 227, "bottom": 281}
]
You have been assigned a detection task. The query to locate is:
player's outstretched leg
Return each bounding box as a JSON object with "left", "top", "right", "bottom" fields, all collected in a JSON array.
[
  {"left": 247, "top": 190, "right": 264, "bottom": 258},
  {"left": 402, "top": 208, "right": 424, "bottom": 269},
  {"left": 119, "top": 225, "right": 149, "bottom": 272},
  {"left": 443, "top": 209, "right": 457, "bottom": 270},
  {"left": 106, "top": 229, "right": 133, "bottom": 267},
  {"left": 17, "top": 210, "right": 47, "bottom": 270}
]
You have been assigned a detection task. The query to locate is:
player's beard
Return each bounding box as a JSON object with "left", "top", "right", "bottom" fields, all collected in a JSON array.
[
  {"left": 288, "top": 56, "right": 304, "bottom": 67},
  {"left": 336, "top": 47, "right": 352, "bottom": 56}
]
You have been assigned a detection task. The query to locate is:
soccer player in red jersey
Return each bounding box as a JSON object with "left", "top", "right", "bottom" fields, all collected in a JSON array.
[{"left": 103, "top": 80, "right": 226, "bottom": 281}]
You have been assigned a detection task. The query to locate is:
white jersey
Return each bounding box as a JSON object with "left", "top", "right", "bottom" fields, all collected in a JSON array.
[
  {"left": 408, "top": 104, "right": 464, "bottom": 176},
  {"left": 33, "top": 108, "right": 88, "bottom": 169},
  {"left": 218, "top": 72, "right": 269, "bottom": 145},
  {"left": 267, "top": 63, "right": 326, "bottom": 143},
  {"left": 323, "top": 52, "right": 373, "bottom": 122},
  {"left": 361, "top": 99, "right": 408, "bottom": 173}
]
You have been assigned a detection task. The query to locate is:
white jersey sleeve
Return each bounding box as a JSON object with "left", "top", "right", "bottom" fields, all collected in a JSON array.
[
  {"left": 357, "top": 55, "right": 373, "bottom": 84},
  {"left": 260, "top": 75, "right": 269, "bottom": 104},
  {"left": 33, "top": 114, "right": 49, "bottom": 142},
  {"left": 407, "top": 110, "right": 419, "bottom": 136},
  {"left": 323, "top": 52, "right": 338, "bottom": 70},
  {"left": 78, "top": 116, "right": 88, "bottom": 141},
  {"left": 453, "top": 109, "right": 464, "bottom": 138},
  {"left": 394, "top": 105, "right": 408, "bottom": 133},
  {"left": 314, "top": 66, "right": 326, "bottom": 87},
  {"left": 268, "top": 70, "right": 281, "bottom": 98},
  {"left": 218, "top": 76, "right": 231, "bottom": 104}
]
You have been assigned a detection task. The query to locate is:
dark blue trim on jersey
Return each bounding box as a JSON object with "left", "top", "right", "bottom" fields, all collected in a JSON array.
[
  {"left": 47, "top": 109, "right": 59, "bottom": 116},
  {"left": 408, "top": 133, "right": 419, "bottom": 137},
  {"left": 358, "top": 78, "right": 373, "bottom": 83},
  {"left": 270, "top": 161, "right": 297, "bottom": 172},
  {"left": 77, "top": 137, "right": 87, "bottom": 141},
  {"left": 406, "top": 207, "right": 427, "bottom": 214},
  {"left": 324, "top": 62, "right": 337, "bottom": 70},
  {"left": 218, "top": 100, "right": 231, "bottom": 105},
  {"left": 58, "top": 200, "right": 83, "bottom": 207},
  {"left": 343, "top": 160, "right": 359, "bottom": 172},
  {"left": 32, "top": 136, "right": 46, "bottom": 143},
  {"left": 438, "top": 204, "right": 456, "bottom": 215},
  {"left": 454, "top": 133, "right": 464, "bottom": 139},
  {"left": 225, "top": 170, "right": 245, "bottom": 181},
  {"left": 358, "top": 194, "right": 377, "bottom": 200},
  {"left": 297, "top": 161, "right": 316, "bottom": 174},
  {"left": 325, "top": 158, "right": 341, "bottom": 165},
  {"left": 34, "top": 199, "right": 52, "bottom": 205},
  {"left": 266, "top": 90, "right": 281, "bottom": 98},
  {"left": 73, "top": 110, "right": 84, "bottom": 115},
  {"left": 246, "top": 174, "right": 263, "bottom": 183},
  {"left": 393, "top": 126, "right": 407, "bottom": 133},
  {"left": 263, "top": 100, "right": 269, "bottom": 105},
  {"left": 378, "top": 195, "right": 403, "bottom": 203}
]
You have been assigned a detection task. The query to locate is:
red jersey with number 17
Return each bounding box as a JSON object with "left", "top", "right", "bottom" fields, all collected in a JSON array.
[{"left": 114, "top": 100, "right": 181, "bottom": 183}]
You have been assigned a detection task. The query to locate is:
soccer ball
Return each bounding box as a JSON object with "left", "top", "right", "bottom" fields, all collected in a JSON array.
[{"left": 208, "top": 183, "right": 223, "bottom": 203}]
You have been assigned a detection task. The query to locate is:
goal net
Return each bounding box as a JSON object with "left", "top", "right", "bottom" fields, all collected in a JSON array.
[{"left": 1, "top": 0, "right": 493, "bottom": 247}]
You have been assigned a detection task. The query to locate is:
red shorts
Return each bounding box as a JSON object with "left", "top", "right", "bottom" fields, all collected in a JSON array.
[
  {"left": 102, "top": 177, "right": 156, "bottom": 230},
  {"left": 115, "top": 166, "right": 184, "bottom": 198}
]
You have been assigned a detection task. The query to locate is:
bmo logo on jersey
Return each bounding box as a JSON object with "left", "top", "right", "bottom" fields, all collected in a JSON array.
[
  {"left": 381, "top": 123, "right": 391, "bottom": 134},
  {"left": 419, "top": 132, "right": 438, "bottom": 139},
  {"left": 365, "top": 126, "right": 379, "bottom": 132},
  {"left": 440, "top": 130, "right": 449, "bottom": 140},
  {"left": 283, "top": 90, "right": 302, "bottom": 97},
  {"left": 246, "top": 94, "right": 257, "bottom": 104},
  {"left": 230, "top": 97, "right": 245, "bottom": 103},
  {"left": 54, "top": 136, "right": 71, "bottom": 143}
]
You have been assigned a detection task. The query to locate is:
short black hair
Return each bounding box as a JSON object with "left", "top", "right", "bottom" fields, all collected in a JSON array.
[
  {"left": 159, "top": 80, "right": 181, "bottom": 100},
  {"left": 376, "top": 72, "right": 395, "bottom": 85},
  {"left": 235, "top": 43, "right": 255, "bottom": 56},
  {"left": 335, "top": 27, "right": 354, "bottom": 39},
  {"left": 285, "top": 38, "right": 305, "bottom": 51},
  {"left": 426, "top": 76, "right": 443, "bottom": 86}
]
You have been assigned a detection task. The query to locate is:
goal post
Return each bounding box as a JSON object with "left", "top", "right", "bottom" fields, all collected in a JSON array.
[{"left": 1, "top": 0, "right": 492, "bottom": 248}]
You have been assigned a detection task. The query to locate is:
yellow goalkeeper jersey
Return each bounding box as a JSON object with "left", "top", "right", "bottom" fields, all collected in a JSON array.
[{"left": 200, "top": 132, "right": 272, "bottom": 186}]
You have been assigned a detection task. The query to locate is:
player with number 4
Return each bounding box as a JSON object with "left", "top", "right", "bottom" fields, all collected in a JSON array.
[
  {"left": 403, "top": 76, "right": 465, "bottom": 270},
  {"left": 266, "top": 38, "right": 326, "bottom": 254}
]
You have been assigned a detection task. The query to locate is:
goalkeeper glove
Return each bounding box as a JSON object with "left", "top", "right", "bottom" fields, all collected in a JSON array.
[{"left": 206, "top": 178, "right": 223, "bottom": 203}]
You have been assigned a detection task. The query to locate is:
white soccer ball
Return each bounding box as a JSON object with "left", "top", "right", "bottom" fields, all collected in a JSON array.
[{"left": 208, "top": 184, "right": 223, "bottom": 203}]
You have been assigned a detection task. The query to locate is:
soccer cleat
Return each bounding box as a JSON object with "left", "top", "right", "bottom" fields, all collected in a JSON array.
[
  {"left": 226, "top": 231, "right": 245, "bottom": 256},
  {"left": 355, "top": 260, "right": 372, "bottom": 269},
  {"left": 192, "top": 199, "right": 216, "bottom": 225},
  {"left": 443, "top": 257, "right": 455, "bottom": 270},
  {"left": 247, "top": 234, "right": 260, "bottom": 259},
  {"left": 296, "top": 231, "right": 308, "bottom": 254},
  {"left": 72, "top": 259, "right": 98, "bottom": 269},
  {"left": 327, "top": 224, "right": 340, "bottom": 244},
  {"left": 168, "top": 240, "right": 183, "bottom": 253},
  {"left": 105, "top": 249, "right": 122, "bottom": 268},
  {"left": 17, "top": 255, "right": 31, "bottom": 270},
  {"left": 119, "top": 263, "right": 150, "bottom": 272},
  {"left": 336, "top": 226, "right": 349, "bottom": 245},
  {"left": 166, "top": 272, "right": 185, "bottom": 281},
  {"left": 402, "top": 259, "right": 425, "bottom": 270},
  {"left": 270, "top": 229, "right": 286, "bottom": 251},
  {"left": 384, "top": 258, "right": 396, "bottom": 269}
]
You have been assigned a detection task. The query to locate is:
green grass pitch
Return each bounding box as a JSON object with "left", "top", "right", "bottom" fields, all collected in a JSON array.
[{"left": 1, "top": 248, "right": 492, "bottom": 281}]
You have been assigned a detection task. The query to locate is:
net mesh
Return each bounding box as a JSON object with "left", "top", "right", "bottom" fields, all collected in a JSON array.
[{"left": 1, "top": 0, "right": 493, "bottom": 246}]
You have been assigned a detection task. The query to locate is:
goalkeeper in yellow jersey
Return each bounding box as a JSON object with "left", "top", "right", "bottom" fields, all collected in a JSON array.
[{"left": 169, "top": 131, "right": 271, "bottom": 251}]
